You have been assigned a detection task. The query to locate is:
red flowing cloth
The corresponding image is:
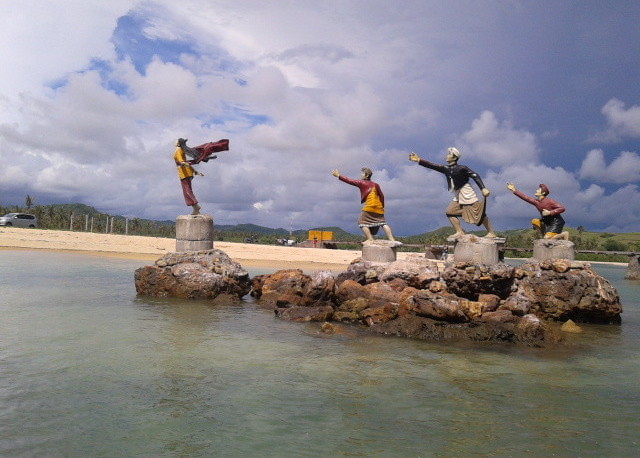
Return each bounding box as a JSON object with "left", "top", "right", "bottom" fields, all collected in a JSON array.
[{"left": 192, "top": 139, "right": 229, "bottom": 164}]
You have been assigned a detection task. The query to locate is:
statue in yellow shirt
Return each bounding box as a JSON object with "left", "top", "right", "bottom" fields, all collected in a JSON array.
[
  {"left": 173, "top": 137, "right": 229, "bottom": 215},
  {"left": 331, "top": 167, "right": 398, "bottom": 243}
]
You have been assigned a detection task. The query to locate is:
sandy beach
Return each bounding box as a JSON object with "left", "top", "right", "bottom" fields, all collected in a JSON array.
[{"left": 0, "top": 227, "right": 415, "bottom": 270}]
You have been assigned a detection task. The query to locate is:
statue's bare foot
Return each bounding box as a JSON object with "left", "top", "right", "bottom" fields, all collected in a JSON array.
[
  {"left": 485, "top": 232, "right": 497, "bottom": 238},
  {"left": 191, "top": 204, "right": 201, "bottom": 215},
  {"left": 452, "top": 231, "right": 465, "bottom": 238}
]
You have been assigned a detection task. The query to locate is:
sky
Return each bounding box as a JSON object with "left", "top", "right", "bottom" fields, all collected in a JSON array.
[{"left": 1, "top": 0, "right": 639, "bottom": 235}]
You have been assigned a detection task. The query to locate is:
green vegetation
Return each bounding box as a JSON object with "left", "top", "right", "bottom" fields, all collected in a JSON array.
[
  {"left": 2, "top": 199, "right": 638, "bottom": 262},
  {"left": 0, "top": 203, "right": 175, "bottom": 238}
]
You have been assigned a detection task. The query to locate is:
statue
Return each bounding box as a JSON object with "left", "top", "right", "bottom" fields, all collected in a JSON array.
[
  {"left": 506, "top": 182, "right": 569, "bottom": 240},
  {"left": 173, "top": 138, "right": 229, "bottom": 215},
  {"left": 409, "top": 148, "right": 496, "bottom": 238},
  {"left": 331, "top": 167, "right": 398, "bottom": 243}
]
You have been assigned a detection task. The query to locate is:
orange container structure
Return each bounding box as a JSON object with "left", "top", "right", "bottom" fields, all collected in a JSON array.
[{"left": 307, "top": 230, "right": 333, "bottom": 242}]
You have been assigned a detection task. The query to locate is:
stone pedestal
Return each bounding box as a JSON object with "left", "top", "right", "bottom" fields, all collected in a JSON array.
[
  {"left": 361, "top": 240, "right": 399, "bottom": 263},
  {"left": 449, "top": 234, "right": 505, "bottom": 265},
  {"left": 625, "top": 254, "right": 640, "bottom": 280},
  {"left": 532, "top": 239, "right": 575, "bottom": 261},
  {"left": 175, "top": 214, "right": 214, "bottom": 252}
]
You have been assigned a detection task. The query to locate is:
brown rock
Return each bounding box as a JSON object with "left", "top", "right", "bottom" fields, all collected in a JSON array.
[
  {"left": 515, "top": 314, "right": 546, "bottom": 343},
  {"left": 361, "top": 303, "right": 399, "bottom": 325},
  {"left": 561, "top": 319, "right": 583, "bottom": 333},
  {"left": 411, "top": 291, "right": 469, "bottom": 323},
  {"left": 335, "top": 280, "right": 367, "bottom": 304},
  {"left": 303, "top": 270, "right": 336, "bottom": 304},
  {"left": 333, "top": 311, "right": 360, "bottom": 322},
  {"left": 478, "top": 293, "right": 501, "bottom": 312},
  {"left": 379, "top": 258, "right": 440, "bottom": 289},
  {"left": 459, "top": 300, "right": 483, "bottom": 320},
  {"left": 134, "top": 249, "right": 251, "bottom": 299},
  {"left": 275, "top": 305, "right": 334, "bottom": 322},
  {"left": 478, "top": 310, "right": 518, "bottom": 323},
  {"left": 363, "top": 281, "right": 401, "bottom": 306},
  {"left": 499, "top": 293, "right": 532, "bottom": 316},
  {"left": 337, "top": 297, "right": 370, "bottom": 313},
  {"left": 513, "top": 262, "right": 622, "bottom": 323}
]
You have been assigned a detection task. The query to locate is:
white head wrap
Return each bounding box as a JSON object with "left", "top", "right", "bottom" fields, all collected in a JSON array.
[{"left": 447, "top": 147, "right": 461, "bottom": 159}]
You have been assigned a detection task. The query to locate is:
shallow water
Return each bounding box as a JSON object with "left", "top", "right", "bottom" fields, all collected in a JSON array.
[{"left": 0, "top": 251, "right": 638, "bottom": 456}]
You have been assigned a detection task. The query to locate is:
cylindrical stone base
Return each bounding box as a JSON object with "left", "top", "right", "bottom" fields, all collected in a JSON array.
[
  {"left": 175, "top": 214, "right": 214, "bottom": 252},
  {"left": 454, "top": 241, "right": 500, "bottom": 265},
  {"left": 532, "top": 239, "right": 575, "bottom": 261},
  {"left": 625, "top": 254, "right": 640, "bottom": 280},
  {"left": 361, "top": 241, "right": 398, "bottom": 263}
]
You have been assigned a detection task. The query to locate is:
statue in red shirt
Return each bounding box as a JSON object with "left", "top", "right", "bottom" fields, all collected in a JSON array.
[{"left": 506, "top": 182, "right": 569, "bottom": 240}]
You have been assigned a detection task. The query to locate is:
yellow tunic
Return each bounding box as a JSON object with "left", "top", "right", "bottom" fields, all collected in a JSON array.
[
  {"left": 362, "top": 187, "right": 384, "bottom": 214},
  {"left": 173, "top": 147, "right": 194, "bottom": 179}
]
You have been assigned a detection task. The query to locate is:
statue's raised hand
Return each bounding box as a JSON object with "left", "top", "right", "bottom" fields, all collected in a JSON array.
[{"left": 408, "top": 152, "right": 420, "bottom": 162}]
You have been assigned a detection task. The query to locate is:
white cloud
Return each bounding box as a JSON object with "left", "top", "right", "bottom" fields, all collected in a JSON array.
[
  {"left": 579, "top": 149, "right": 640, "bottom": 184},
  {"left": 0, "top": 0, "right": 135, "bottom": 98},
  {"left": 1, "top": 1, "right": 640, "bottom": 235},
  {"left": 456, "top": 111, "right": 540, "bottom": 167},
  {"left": 591, "top": 98, "right": 640, "bottom": 142}
]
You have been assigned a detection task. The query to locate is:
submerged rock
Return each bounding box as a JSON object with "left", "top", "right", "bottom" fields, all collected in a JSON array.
[
  {"left": 251, "top": 257, "right": 622, "bottom": 347},
  {"left": 134, "top": 249, "right": 251, "bottom": 300}
]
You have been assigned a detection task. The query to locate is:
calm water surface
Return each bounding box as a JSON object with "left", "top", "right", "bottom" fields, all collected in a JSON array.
[{"left": 1, "top": 251, "right": 639, "bottom": 457}]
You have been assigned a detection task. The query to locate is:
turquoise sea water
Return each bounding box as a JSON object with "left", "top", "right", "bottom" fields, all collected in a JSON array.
[{"left": 0, "top": 250, "right": 639, "bottom": 457}]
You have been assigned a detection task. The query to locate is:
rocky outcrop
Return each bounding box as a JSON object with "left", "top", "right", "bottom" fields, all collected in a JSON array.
[
  {"left": 135, "top": 249, "right": 251, "bottom": 300},
  {"left": 626, "top": 254, "right": 640, "bottom": 280},
  {"left": 252, "top": 257, "right": 622, "bottom": 347}
]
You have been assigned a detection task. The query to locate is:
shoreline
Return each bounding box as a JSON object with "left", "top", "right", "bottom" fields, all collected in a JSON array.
[
  {"left": 0, "top": 227, "right": 368, "bottom": 270},
  {"left": 0, "top": 227, "right": 628, "bottom": 268}
]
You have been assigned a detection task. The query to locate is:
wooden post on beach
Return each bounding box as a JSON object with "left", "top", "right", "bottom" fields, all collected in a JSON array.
[
  {"left": 90, "top": 216, "right": 94, "bottom": 233},
  {"left": 105, "top": 215, "right": 108, "bottom": 233},
  {"left": 110, "top": 217, "right": 114, "bottom": 234},
  {"left": 125, "top": 218, "right": 129, "bottom": 235},
  {"left": 69, "top": 213, "right": 74, "bottom": 231},
  {"left": 85, "top": 214, "right": 89, "bottom": 232}
]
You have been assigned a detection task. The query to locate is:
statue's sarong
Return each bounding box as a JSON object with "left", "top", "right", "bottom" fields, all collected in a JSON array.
[
  {"left": 445, "top": 199, "right": 486, "bottom": 226},
  {"left": 180, "top": 177, "right": 198, "bottom": 206},
  {"left": 358, "top": 211, "right": 386, "bottom": 235}
]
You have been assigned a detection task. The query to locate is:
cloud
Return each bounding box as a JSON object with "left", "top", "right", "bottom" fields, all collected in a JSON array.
[
  {"left": 2, "top": 1, "right": 640, "bottom": 235},
  {"left": 591, "top": 98, "right": 640, "bottom": 142},
  {"left": 578, "top": 149, "right": 640, "bottom": 184},
  {"left": 456, "top": 111, "right": 540, "bottom": 167}
]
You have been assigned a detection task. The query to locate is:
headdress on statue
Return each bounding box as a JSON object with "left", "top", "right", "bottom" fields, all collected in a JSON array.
[
  {"left": 538, "top": 184, "right": 550, "bottom": 196},
  {"left": 447, "top": 147, "right": 461, "bottom": 159},
  {"left": 361, "top": 167, "right": 373, "bottom": 179}
]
